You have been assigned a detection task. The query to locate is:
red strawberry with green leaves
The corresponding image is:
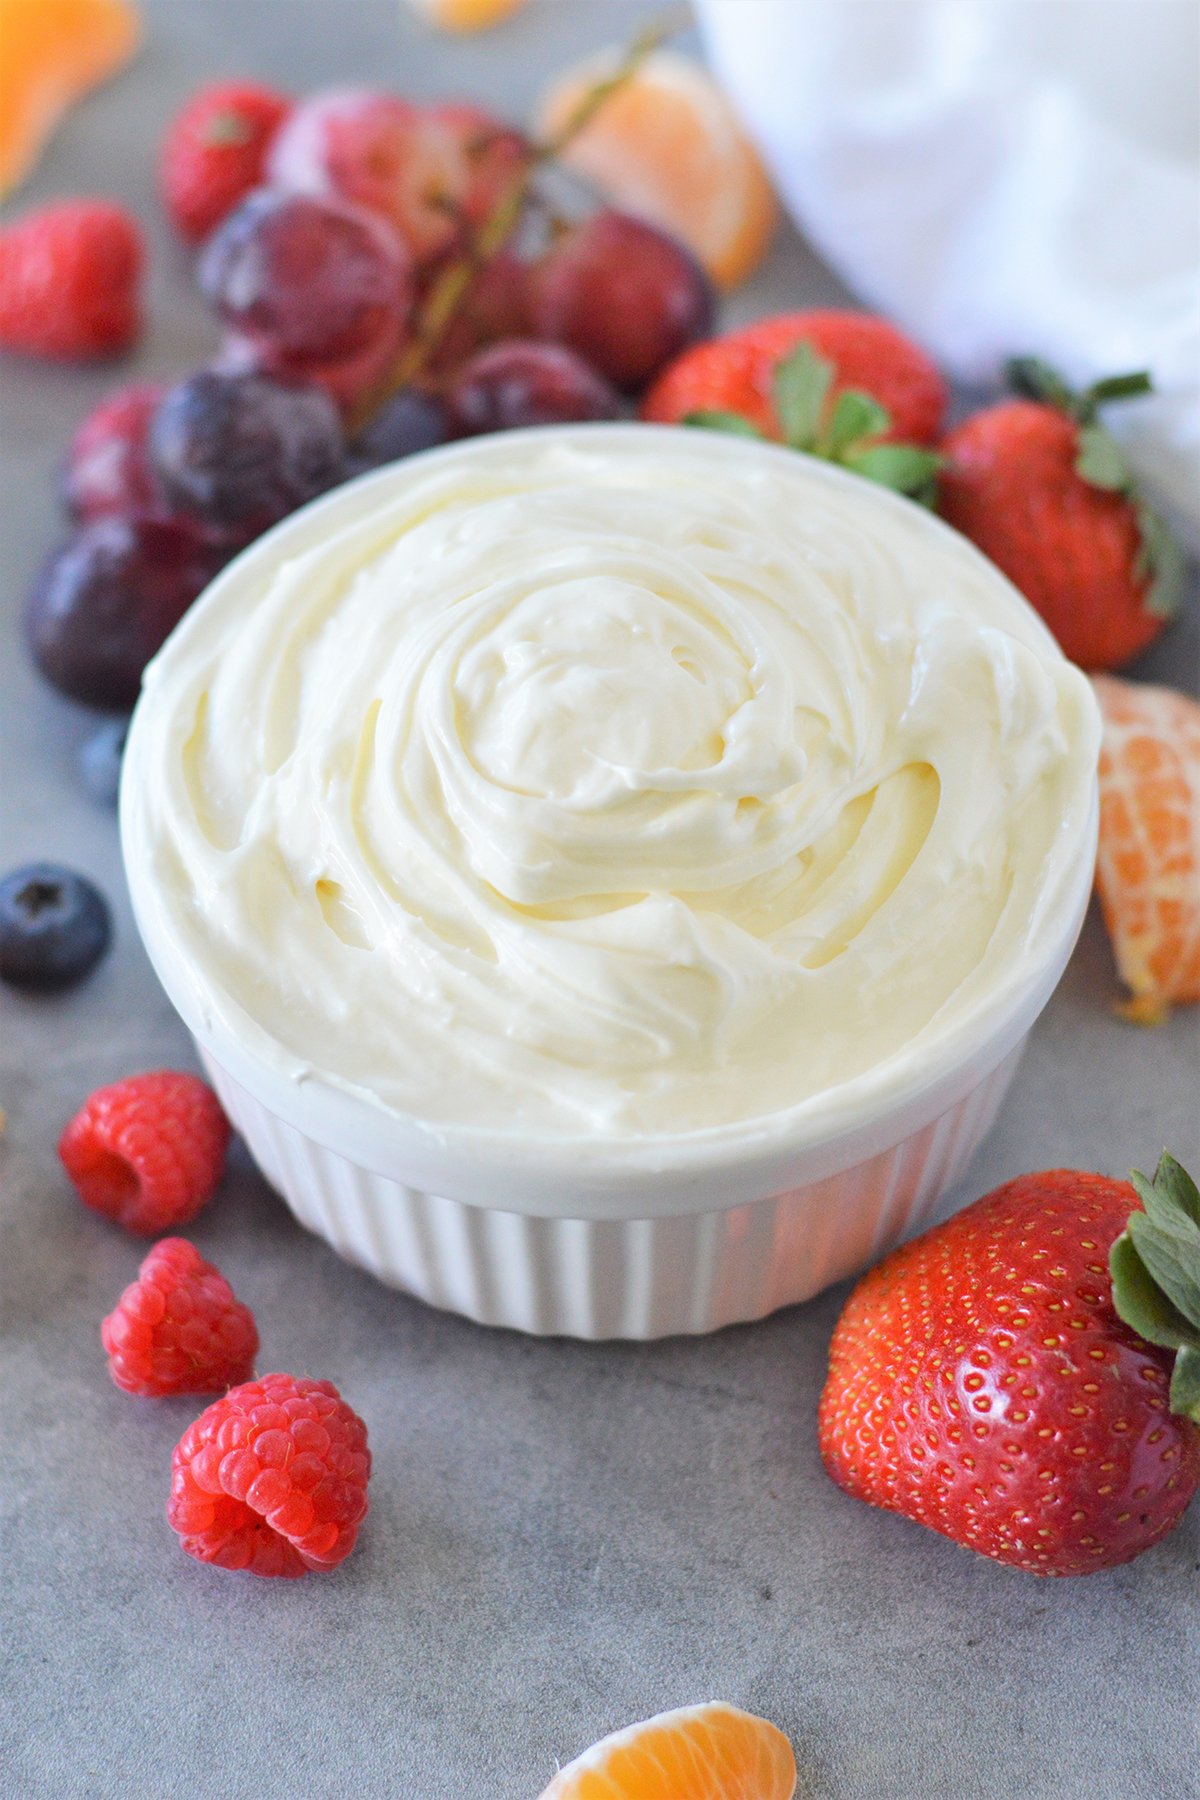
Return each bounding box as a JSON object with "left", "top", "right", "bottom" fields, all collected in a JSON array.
[
  {"left": 641, "top": 309, "right": 946, "bottom": 502},
  {"left": 939, "top": 359, "right": 1185, "bottom": 670},
  {"left": 819, "top": 1155, "right": 1200, "bottom": 1576}
]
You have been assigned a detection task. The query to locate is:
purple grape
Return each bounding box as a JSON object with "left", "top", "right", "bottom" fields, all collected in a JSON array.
[
  {"left": 345, "top": 386, "right": 451, "bottom": 477},
  {"left": 26, "top": 517, "right": 225, "bottom": 710},
  {"left": 447, "top": 340, "right": 622, "bottom": 437},
  {"left": 149, "top": 368, "right": 344, "bottom": 532}
]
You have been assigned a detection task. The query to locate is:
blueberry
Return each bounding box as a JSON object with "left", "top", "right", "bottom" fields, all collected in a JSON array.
[
  {"left": 79, "top": 718, "right": 130, "bottom": 808},
  {"left": 0, "top": 863, "right": 112, "bottom": 990}
]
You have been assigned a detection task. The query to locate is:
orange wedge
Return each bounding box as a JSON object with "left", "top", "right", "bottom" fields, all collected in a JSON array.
[
  {"left": 536, "top": 49, "right": 777, "bottom": 290},
  {"left": 403, "top": 0, "right": 526, "bottom": 30},
  {"left": 0, "top": 0, "right": 140, "bottom": 199},
  {"left": 1093, "top": 674, "right": 1200, "bottom": 1020},
  {"left": 537, "top": 1701, "right": 797, "bottom": 1800}
]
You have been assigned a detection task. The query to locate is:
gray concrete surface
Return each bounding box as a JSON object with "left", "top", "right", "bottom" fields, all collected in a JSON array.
[{"left": 1, "top": 4, "right": 1198, "bottom": 1797}]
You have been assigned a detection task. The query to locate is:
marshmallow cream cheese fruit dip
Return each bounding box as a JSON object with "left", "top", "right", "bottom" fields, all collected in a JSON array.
[{"left": 123, "top": 426, "right": 1100, "bottom": 1149}]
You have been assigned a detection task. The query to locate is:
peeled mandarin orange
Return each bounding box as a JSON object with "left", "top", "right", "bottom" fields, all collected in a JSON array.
[
  {"left": 1093, "top": 674, "right": 1200, "bottom": 1019},
  {"left": 537, "top": 1701, "right": 797, "bottom": 1800},
  {"left": 403, "top": 0, "right": 526, "bottom": 30},
  {"left": 536, "top": 49, "right": 777, "bottom": 291},
  {"left": 0, "top": 0, "right": 140, "bottom": 199}
]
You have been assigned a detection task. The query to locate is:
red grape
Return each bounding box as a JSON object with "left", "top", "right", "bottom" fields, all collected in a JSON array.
[
  {"left": 527, "top": 210, "right": 715, "bottom": 394},
  {"left": 199, "top": 188, "right": 412, "bottom": 366},
  {"left": 423, "top": 248, "right": 530, "bottom": 377},
  {"left": 447, "top": 340, "right": 621, "bottom": 436},
  {"left": 267, "top": 88, "right": 528, "bottom": 268},
  {"left": 218, "top": 319, "right": 403, "bottom": 420},
  {"left": 62, "top": 383, "right": 167, "bottom": 522}
]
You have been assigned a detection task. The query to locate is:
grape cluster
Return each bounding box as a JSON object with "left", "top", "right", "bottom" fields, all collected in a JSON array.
[{"left": 29, "top": 83, "right": 716, "bottom": 732}]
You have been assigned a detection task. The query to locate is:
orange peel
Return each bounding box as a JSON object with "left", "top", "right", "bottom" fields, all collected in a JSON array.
[
  {"left": 1093, "top": 674, "right": 1200, "bottom": 1017},
  {"left": 537, "top": 48, "right": 777, "bottom": 290},
  {"left": 0, "top": 0, "right": 140, "bottom": 199}
]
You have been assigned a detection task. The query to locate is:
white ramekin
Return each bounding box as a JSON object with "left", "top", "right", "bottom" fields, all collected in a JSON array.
[{"left": 121, "top": 427, "right": 1099, "bottom": 1339}]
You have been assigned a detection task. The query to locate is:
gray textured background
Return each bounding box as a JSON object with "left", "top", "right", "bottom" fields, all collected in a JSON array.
[{"left": 1, "top": 4, "right": 1198, "bottom": 1797}]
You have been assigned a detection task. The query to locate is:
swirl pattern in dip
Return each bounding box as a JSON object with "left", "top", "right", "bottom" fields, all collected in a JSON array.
[{"left": 124, "top": 428, "right": 1099, "bottom": 1141}]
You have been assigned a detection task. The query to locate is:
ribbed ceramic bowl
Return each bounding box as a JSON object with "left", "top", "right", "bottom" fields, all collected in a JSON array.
[{"left": 121, "top": 428, "right": 1099, "bottom": 1339}]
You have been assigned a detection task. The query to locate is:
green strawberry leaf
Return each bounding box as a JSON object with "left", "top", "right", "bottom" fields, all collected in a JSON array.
[
  {"left": 1170, "top": 1345, "right": 1200, "bottom": 1423},
  {"left": 772, "top": 343, "right": 833, "bottom": 450},
  {"left": 1132, "top": 1151, "right": 1200, "bottom": 1231},
  {"left": 1127, "top": 1211, "right": 1200, "bottom": 1335},
  {"left": 1085, "top": 369, "right": 1153, "bottom": 407},
  {"left": 682, "top": 410, "right": 767, "bottom": 439},
  {"left": 1133, "top": 501, "right": 1187, "bottom": 619},
  {"left": 845, "top": 444, "right": 942, "bottom": 505},
  {"left": 1112, "top": 1153, "right": 1200, "bottom": 1419},
  {"left": 1006, "top": 356, "right": 1076, "bottom": 412},
  {"left": 826, "top": 389, "right": 891, "bottom": 457},
  {"left": 1110, "top": 1232, "right": 1200, "bottom": 1353},
  {"left": 1007, "top": 358, "right": 1153, "bottom": 423},
  {"left": 1075, "top": 424, "right": 1132, "bottom": 492}
]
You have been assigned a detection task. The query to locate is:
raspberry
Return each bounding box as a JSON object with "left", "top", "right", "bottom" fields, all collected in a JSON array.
[
  {"left": 168, "top": 1374, "right": 371, "bottom": 1577},
  {"left": 160, "top": 81, "right": 292, "bottom": 244},
  {"left": 59, "top": 1071, "right": 231, "bottom": 1234},
  {"left": 0, "top": 200, "right": 143, "bottom": 361},
  {"left": 102, "top": 1238, "right": 258, "bottom": 1397}
]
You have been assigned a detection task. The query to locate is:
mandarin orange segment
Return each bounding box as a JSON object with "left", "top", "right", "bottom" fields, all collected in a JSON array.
[
  {"left": 536, "top": 49, "right": 777, "bottom": 291},
  {"left": 1093, "top": 674, "right": 1200, "bottom": 1014},
  {"left": 537, "top": 1701, "right": 797, "bottom": 1800},
  {"left": 0, "top": 0, "right": 140, "bottom": 198},
  {"left": 403, "top": 0, "right": 526, "bottom": 31}
]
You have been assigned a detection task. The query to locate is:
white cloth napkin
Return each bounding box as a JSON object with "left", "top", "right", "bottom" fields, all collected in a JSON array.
[{"left": 696, "top": 0, "right": 1200, "bottom": 542}]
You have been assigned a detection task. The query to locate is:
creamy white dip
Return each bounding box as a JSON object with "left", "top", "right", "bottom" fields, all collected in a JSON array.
[{"left": 123, "top": 428, "right": 1099, "bottom": 1140}]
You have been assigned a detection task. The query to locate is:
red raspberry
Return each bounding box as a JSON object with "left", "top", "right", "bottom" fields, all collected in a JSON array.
[
  {"left": 102, "top": 1237, "right": 258, "bottom": 1397},
  {"left": 0, "top": 200, "right": 143, "bottom": 361},
  {"left": 59, "top": 1070, "right": 231, "bottom": 1234},
  {"left": 161, "top": 81, "right": 293, "bottom": 243},
  {"left": 168, "top": 1374, "right": 371, "bottom": 1578}
]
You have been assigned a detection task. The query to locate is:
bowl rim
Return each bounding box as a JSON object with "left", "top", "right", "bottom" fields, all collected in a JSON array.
[{"left": 120, "top": 421, "right": 1100, "bottom": 1210}]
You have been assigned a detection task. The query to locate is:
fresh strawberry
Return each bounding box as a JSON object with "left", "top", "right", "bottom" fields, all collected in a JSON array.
[
  {"left": 643, "top": 310, "right": 947, "bottom": 446},
  {"left": 819, "top": 1157, "right": 1200, "bottom": 1576},
  {"left": 939, "top": 360, "right": 1184, "bottom": 670},
  {"left": 642, "top": 311, "right": 944, "bottom": 503},
  {"left": 160, "top": 80, "right": 292, "bottom": 243},
  {"left": 0, "top": 200, "right": 142, "bottom": 361}
]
